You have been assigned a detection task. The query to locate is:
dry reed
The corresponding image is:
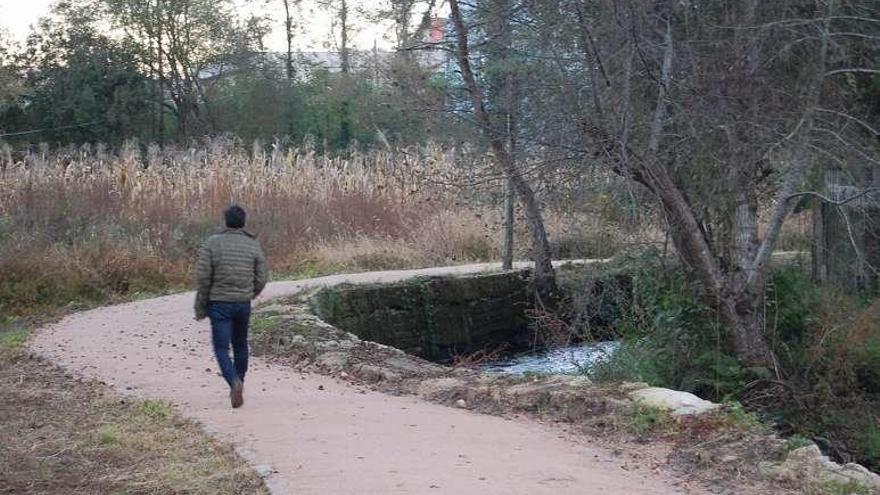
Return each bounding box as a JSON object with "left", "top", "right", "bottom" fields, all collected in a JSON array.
[{"left": 0, "top": 138, "right": 658, "bottom": 316}]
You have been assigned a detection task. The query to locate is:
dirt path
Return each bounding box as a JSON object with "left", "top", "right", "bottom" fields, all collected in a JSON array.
[{"left": 32, "top": 262, "right": 700, "bottom": 495}]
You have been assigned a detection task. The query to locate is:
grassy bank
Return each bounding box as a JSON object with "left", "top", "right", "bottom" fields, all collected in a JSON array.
[
  {"left": 573, "top": 252, "right": 880, "bottom": 473},
  {"left": 0, "top": 330, "right": 268, "bottom": 494}
]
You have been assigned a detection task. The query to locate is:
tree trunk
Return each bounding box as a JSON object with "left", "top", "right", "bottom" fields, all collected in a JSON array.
[
  {"left": 506, "top": 159, "right": 558, "bottom": 301},
  {"left": 656, "top": 176, "right": 774, "bottom": 368},
  {"left": 155, "top": 0, "right": 165, "bottom": 145},
  {"left": 727, "top": 181, "right": 775, "bottom": 368},
  {"left": 283, "top": 0, "right": 295, "bottom": 80},
  {"left": 337, "top": 0, "right": 351, "bottom": 150},
  {"left": 174, "top": 92, "right": 200, "bottom": 141},
  {"left": 502, "top": 70, "right": 515, "bottom": 271},
  {"left": 339, "top": 0, "right": 350, "bottom": 74},
  {"left": 719, "top": 290, "right": 774, "bottom": 369},
  {"left": 448, "top": 0, "right": 557, "bottom": 301},
  {"left": 812, "top": 200, "right": 829, "bottom": 284},
  {"left": 502, "top": 177, "right": 514, "bottom": 270}
]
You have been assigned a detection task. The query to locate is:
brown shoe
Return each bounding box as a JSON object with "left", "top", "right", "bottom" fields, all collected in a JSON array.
[{"left": 230, "top": 380, "right": 244, "bottom": 409}]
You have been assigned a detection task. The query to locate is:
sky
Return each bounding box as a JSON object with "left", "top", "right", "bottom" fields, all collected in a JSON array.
[
  {"left": 1, "top": 0, "right": 55, "bottom": 42},
  {"left": 0, "top": 0, "right": 433, "bottom": 51}
]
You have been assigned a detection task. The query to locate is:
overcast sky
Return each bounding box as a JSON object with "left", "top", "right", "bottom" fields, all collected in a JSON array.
[
  {"left": 0, "top": 0, "right": 429, "bottom": 51},
  {"left": 1, "top": 0, "right": 55, "bottom": 41}
]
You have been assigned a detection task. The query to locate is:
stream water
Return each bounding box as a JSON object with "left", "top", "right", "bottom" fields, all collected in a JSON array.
[{"left": 480, "top": 341, "right": 620, "bottom": 375}]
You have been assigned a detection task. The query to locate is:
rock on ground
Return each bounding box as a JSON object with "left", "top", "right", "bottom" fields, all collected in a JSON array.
[
  {"left": 763, "top": 445, "right": 880, "bottom": 492},
  {"left": 629, "top": 387, "right": 720, "bottom": 416}
]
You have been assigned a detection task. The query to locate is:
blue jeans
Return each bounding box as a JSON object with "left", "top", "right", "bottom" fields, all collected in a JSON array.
[{"left": 208, "top": 301, "right": 251, "bottom": 387}]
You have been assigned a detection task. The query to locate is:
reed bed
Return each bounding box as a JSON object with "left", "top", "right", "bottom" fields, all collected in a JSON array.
[
  {"left": 0, "top": 139, "right": 502, "bottom": 316},
  {"left": 0, "top": 138, "right": 664, "bottom": 317}
]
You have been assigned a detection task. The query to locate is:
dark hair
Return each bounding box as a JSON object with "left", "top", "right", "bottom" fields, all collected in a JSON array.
[{"left": 224, "top": 205, "right": 246, "bottom": 229}]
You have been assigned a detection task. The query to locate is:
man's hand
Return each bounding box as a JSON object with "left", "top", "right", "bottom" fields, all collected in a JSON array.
[
  {"left": 194, "top": 240, "right": 213, "bottom": 322},
  {"left": 194, "top": 302, "right": 208, "bottom": 321}
]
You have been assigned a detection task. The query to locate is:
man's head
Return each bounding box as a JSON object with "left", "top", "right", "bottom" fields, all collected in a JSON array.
[{"left": 224, "top": 205, "right": 246, "bottom": 229}]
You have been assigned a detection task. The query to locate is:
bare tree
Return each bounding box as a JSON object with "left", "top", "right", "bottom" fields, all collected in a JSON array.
[
  {"left": 339, "top": 0, "right": 350, "bottom": 74},
  {"left": 449, "top": 0, "right": 558, "bottom": 300},
  {"left": 551, "top": 0, "right": 880, "bottom": 367},
  {"left": 281, "top": 0, "right": 300, "bottom": 80},
  {"left": 384, "top": 0, "right": 438, "bottom": 52},
  {"left": 102, "top": 0, "right": 266, "bottom": 139},
  {"left": 316, "top": 0, "right": 354, "bottom": 148}
]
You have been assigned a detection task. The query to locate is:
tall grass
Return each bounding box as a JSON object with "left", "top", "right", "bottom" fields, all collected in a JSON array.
[
  {"left": 0, "top": 136, "right": 669, "bottom": 317},
  {"left": 2, "top": 138, "right": 658, "bottom": 317},
  {"left": 0, "top": 139, "right": 489, "bottom": 315}
]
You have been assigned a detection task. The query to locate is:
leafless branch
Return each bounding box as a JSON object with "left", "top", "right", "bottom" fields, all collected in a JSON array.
[
  {"left": 646, "top": 20, "right": 673, "bottom": 160},
  {"left": 813, "top": 127, "right": 880, "bottom": 166},
  {"left": 786, "top": 187, "right": 880, "bottom": 206},
  {"left": 716, "top": 15, "right": 880, "bottom": 30},
  {"left": 825, "top": 68, "right": 880, "bottom": 76},
  {"left": 815, "top": 108, "right": 880, "bottom": 136},
  {"left": 746, "top": 2, "right": 833, "bottom": 288},
  {"left": 836, "top": 204, "right": 880, "bottom": 278}
]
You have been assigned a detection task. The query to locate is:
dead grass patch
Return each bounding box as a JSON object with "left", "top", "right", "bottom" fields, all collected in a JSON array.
[{"left": 0, "top": 348, "right": 267, "bottom": 494}]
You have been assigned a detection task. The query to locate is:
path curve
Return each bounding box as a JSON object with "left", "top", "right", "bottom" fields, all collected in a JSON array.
[{"left": 32, "top": 261, "right": 697, "bottom": 494}]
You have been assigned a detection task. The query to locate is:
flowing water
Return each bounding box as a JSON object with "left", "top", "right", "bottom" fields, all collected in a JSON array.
[{"left": 480, "top": 341, "right": 620, "bottom": 375}]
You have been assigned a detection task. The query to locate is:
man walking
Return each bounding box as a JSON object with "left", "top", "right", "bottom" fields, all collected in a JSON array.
[{"left": 195, "top": 205, "right": 268, "bottom": 408}]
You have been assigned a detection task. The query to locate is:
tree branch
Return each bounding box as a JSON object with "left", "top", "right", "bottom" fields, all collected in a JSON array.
[
  {"left": 787, "top": 187, "right": 880, "bottom": 206},
  {"left": 746, "top": 4, "right": 833, "bottom": 288},
  {"left": 825, "top": 68, "right": 880, "bottom": 76},
  {"left": 815, "top": 108, "right": 880, "bottom": 136}
]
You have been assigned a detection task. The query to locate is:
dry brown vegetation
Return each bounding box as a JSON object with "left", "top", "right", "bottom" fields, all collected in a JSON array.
[
  {"left": 0, "top": 341, "right": 267, "bottom": 494},
  {"left": 0, "top": 139, "right": 658, "bottom": 318}
]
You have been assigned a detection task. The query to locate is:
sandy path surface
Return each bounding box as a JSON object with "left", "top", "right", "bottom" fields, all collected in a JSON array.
[{"left": 32, "top": 262, "right": 697, "bottom": 495}]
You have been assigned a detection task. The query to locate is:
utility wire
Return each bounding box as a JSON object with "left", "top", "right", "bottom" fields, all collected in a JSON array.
[{"left": 0, "top": 120, "right": 101, "bottom": 138}]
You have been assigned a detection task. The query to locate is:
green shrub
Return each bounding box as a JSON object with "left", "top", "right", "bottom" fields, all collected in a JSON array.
[
  {"left": 722, "top": 401, "right": 765, "bottom": 432},
  {"left": 860, "top": 425, "right": 880, "bottom": 467},
  {"left": 587, "top": 250, "right": 880, "bottom": 472},
  {"left": 816, "top": 479, "right": 871, "bottom": 495},
  {"left": 783, "top": 435, "right": 814, "bottom": 453},
  {"left": 588, "top": 250, "right": 750, "bottom": 400},
  {"left": 0, "top": 327, "right": 28, "bottom": 351},
  {"left": 765, "top": 265, "right": 821, "bottom": 347},
  {"left": 97, "top": 424, "right": 120, "bottom": 445},
  {"left": 139, "top": 399, "right": 172, "bottom": 421},
  {"left": 627, "top": 403, "right": 673, "bottom": 435},
  {"left": 852, "top": 337, "right": 880, "bottom": 395},
  {"left": 588, "top": 338, "right": 663, "bottom": 385}
]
